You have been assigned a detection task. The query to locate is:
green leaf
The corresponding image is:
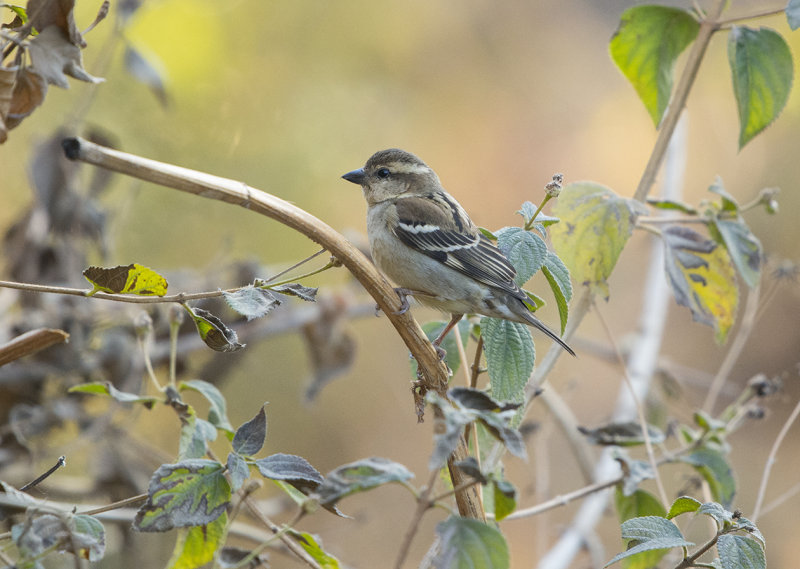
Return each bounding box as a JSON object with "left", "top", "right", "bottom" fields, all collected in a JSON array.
[
  {"left": 134, "top": 459, "right": 230, "bottom": 532},
  {"left": 496, "top": 226, "right": 548, "bottom": 285},
  {"left": 492, "top": 478, "right": 517, "bottom": 521},
  {"left": 287, "top": 530, "right": 341, "bottom": 568},
  {"left": 605, "top": 516, "right": 694, "bottom": 567},
  {"left": 226, "top": 453, "right": 249, "bottom": 492},
  {"left": 179, "top": 379, "right": 234, "bottom": 434},
  {"left": 693, "top": 410, "right": 727, "bottom": 433},
  {"left": 666, "top": 496, "right": 702, "bottom": 519},
  {"left": 179, "top": 411, "right": 217, "bottom": 459},
  {"left": 681, "top": 448, "right": 736, "bottom": 508},
  {"left": 83, "top": 263, "right": 168, "bottom": 296},
  {"left": 254, "top": 453, "right": 324, "bottom": 495},
  {"left": 717, "top": 535, "right": 766, "bottom": 569},
  {"left": 481, "top": 317, "right": 534, "bottom": 405},
  {"left": 610, "top": 6, "right": 700, "bottom": 126},
  {"left": 541, "top": 251, "right": 572, "bottom": 334},
  {"left": 614, "top": 490, "right": 669, "bottom": 569},
  {"left": 697, "top": 502, "right": 734, "bottom": 527},
  {"left": 646, "top": 198, "right": 698, "bottom": 214},
  {"left": 788, "top": 0, "right": 800, "bottom": 30},
  {"left": 728, "top": 26, "right": 794, "bottom": 148},
  {"left": 662, "top": 226, "right": 738, "bottom": 343},
  {"left": 1, "top": 4, "right": 28, "bottom": 23},
  {"left": 550, "top": 182, "right": 644, "bottom": 299},
  {"left": 517, "top": 201, "right": 560, "bottom": 231},
  {"left": 68, "top": 381, "right": 159, "bottom": 409},
  {"left": 232, "top": 405, "right": 267, "bottom": 456},
  {"left": 713, "top": 219, "right": 762, "bottom": 288},
  {"left": 616, "top": 488, "right": 666, "bottom": 522},
  {"left": 315, "top": 457, "right": 413, "bottom": 506},
  {"left": 184, "top": 305, "right": 245, "bottom": 353},
  {"left": 708, "top": 178, "right": 740, "bottom": 214},
  {"left": 70, "top": 515, "right": 106, "bottom": 561},
  {"left": 223, "top": 286, "right": 280, "bottom": 320},
  {"left": 434, "top": 516, "right": 510, "bottom": 569},
  {"left": 614, "top": 452, "right": 656, "bottom": 496},
  {"left": 165, "top": 513, "right": 227, "bottom": 569}
]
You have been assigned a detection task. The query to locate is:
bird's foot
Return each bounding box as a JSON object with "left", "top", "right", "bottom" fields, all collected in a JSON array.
[{"left": 392, "top": 287, "right": 415, "bottom": 315}]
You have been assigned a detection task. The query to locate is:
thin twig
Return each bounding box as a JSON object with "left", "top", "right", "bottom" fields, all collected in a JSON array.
[
  {"left": 394, "top": 468, "right": 440, "bottom": 569},
  {"left": 593, "top": 301, "right": 669, "bottom": 508},
  {"left": 702, "top": 284, "right": 760, "bottom": 413},
  {"left": 633, "top": 0, "right": 727, "bottom": 202},
  {"left": 79, "top": 494, "right": 148, "bottom": 516},
  {"left": 500, "top": 476, "right": 621, "bottom": 521},
  {"left": 716, "top": 7, "right": 785, "bottom": 26},
  {"left": 752, "top": 395, "right": 800, "bottom": 522}
]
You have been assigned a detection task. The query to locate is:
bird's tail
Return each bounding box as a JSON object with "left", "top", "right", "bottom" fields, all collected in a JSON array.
[{"left": 520, "top": 311, "right": 576, "bottom": 357}]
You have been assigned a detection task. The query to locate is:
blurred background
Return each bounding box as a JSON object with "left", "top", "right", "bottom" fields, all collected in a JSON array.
[{"left": 1, "top": 0, "right": 798, "bottom": 567}]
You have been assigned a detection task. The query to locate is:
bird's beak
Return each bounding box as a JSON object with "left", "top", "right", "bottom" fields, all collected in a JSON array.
[{"left": 342, "top": 168, "right": 366, "bottom": 185}]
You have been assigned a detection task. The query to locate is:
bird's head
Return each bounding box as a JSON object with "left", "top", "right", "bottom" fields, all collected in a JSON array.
[{"left": 342, "top": 149, "right": 440, "bottom": 205}]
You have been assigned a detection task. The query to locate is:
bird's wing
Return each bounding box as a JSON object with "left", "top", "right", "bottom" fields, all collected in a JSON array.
[{"left": 393, "top": 196, "right": 524, "bottom": 299}]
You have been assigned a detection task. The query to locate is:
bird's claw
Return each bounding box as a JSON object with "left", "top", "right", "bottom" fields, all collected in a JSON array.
[{"left": 392, "top": 288, "right": 413, "bottom": 315}]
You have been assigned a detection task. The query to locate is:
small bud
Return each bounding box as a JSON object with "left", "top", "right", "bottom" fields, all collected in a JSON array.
[
  {"left": 545, "top": 173, "right": 564, "bottom": 198},
  {"left": 758, "top": 187, "right": 780, "bottom": 214},
  {"left": 168, "top": 303, "right": 185, "bottom": 326},
  {"left": 133, "top": 311, "right": 153, "bottom": 338}
]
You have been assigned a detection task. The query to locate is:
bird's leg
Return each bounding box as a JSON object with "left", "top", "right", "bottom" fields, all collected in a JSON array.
[{"left": 431, "top": 313, "right": 464, "bottom": 360}]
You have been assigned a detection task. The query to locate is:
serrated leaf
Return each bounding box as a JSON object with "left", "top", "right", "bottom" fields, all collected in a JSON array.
[
  {"left": 413, "top": 319, "right": 470, "bottom": 376},
  {"left": 434, "top": 516, "right": 509, "bottom": 569},
  {"left": 165, "top": 513, "right": 227, "bottom": 569},
  {"left": 254, "top": 453, "right": 324, "bottom": 494},
  {"left": 734, "top": 516, "right": 765, "bottom": 548},
  {"left": 232, "top": 405, "right": 267, "bottom": 456},
  {"left": 14, "top": 512, "right": 106, "bottom": 562},
  {"left": 788, "top": 0, "right": 800, "bottom": 30},
  {"left": 728, "top": 26, "right": 793, "bottom": 148},
  {"left": 662, "top": 226, "right": 738, "bottom": 343},
  {"left": 179, "top": 379, "right": 233, "bottom": 434},
  {"left": 315, "top": 457, "right": 413, "bottom": 506},
  {"left": 541, "top": 251, "right": 572, "bottom": 334},
  {"left": 697, "top": 502, "right": 734, "bottom": 527},
  {"left": 184, "top": 305, "right": 245, "bottom": 353},
  {"left": 83, "top": 263, "right": 168, "bottom": 296},
  {"left": 646, "top": 198, "right": 698, "bottom": 214},
  {"left": 287, "top": 529, "right": 341, "bottom": 568},
  {"left": 605, "top": 517, "right": 694, "bottom": 568},
  {"left": 134, "top": 459, "right": 230, "bottom": 532},
  {"left": 713, "top": 219, "right": 762, "bottom": 289},
  {"left": 226, "top": 453, "right": 249, "bottom": 492},
  {"left": 580, "top": 421, "right": 665, "bottom": 447},
  {"left": 496, "top": 226, "right": 548, "bottom": 284},
  {"left": 615, "top": 490, "right": 670, "bottom": 569},
  {"left": 70, "top": 515, "right": 105, "bottom": 561},
  {"left": 610, "top": 6, "right": 700, "bottom": 126},
  {"left": 551, "top": 182, "right": 643, "bottom": 299},
  {"left": 717, "top": 534, "right": 766, "bottom": 569},
  {"left": 223, "top": 286, "right": 280, "bottom": 321},
  {"left": 492, "top": 478, "right": 517, "bottom": 521},
  {"left": 68, "top": 381, "right": 159, "bottom": 409},
  {"left": 481, "top": 317, "right": 534, "bottom": 405},
  {"left": 681, "top": 448, "right": 736, "bottom": 508},
  {"left": 271, "top": 282, "right": 318, "bottom": 302},
  {"left": 667, "top": 496, "right": 702, "bottom": 519}
]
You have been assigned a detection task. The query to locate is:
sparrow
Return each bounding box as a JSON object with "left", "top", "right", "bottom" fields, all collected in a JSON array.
[{"left": 342, "top": 149, "right": 574, "bottom": 356}]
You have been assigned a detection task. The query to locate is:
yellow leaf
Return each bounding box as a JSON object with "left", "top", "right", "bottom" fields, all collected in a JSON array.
[
  {"left": 83, "top": 263, "right": 168, "bottom": 296},
  {"left": 663, "top": 226, "right": 738, "bottom": 343}
]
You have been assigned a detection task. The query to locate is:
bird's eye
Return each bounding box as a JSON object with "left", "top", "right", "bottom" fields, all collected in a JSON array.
[{"left": 375, "top": 168, "right": 391, "bottom": 179}]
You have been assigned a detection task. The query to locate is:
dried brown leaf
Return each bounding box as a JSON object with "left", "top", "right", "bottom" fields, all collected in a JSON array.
[{"left": 7, "top": 68, "right": 47, "bottom": 128}]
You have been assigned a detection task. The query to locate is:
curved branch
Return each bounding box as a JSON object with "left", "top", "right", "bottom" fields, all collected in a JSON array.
[{"left": 61, "top": 136, "right": 483, "bottom": 520}]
